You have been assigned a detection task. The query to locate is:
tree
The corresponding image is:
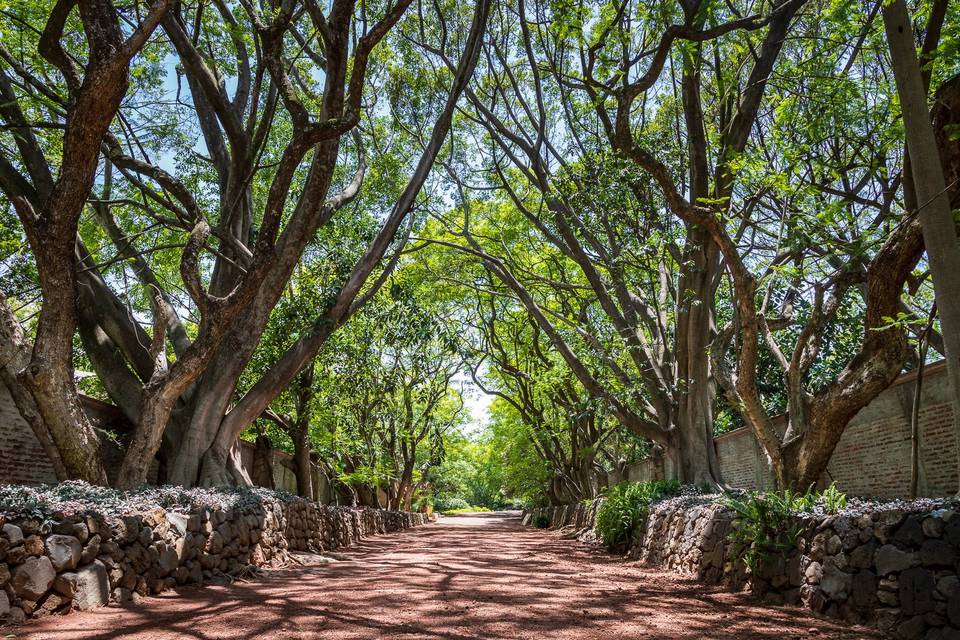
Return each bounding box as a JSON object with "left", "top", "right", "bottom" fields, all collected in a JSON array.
[
  {"left": 0, "top": 0, "right": 171, "bottom": 483},
  {"left": 883, "top": 0, "right": 960, "bottom": 492}
]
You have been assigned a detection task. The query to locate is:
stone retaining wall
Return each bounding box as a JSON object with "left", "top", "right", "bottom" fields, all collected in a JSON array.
[
  {"left": 0, "top": 497, "right": 428, "bottom": 624},
  {"left": 524, "top": 498, "right": 959, "bottom": 639}
]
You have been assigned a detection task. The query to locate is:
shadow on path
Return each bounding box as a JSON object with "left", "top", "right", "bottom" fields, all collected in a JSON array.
[{"left": 12, "top": 512, "right": 881, "bottom": 639}]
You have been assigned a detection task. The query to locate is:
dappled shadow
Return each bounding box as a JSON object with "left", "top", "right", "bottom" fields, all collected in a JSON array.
[{"left": 12, "top": 513, "right": 881, "bottom": 639}]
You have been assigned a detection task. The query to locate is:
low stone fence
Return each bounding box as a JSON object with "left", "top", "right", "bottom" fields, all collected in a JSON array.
[
  {"left": 524, "top": 496, "right": 959, "bottom": 639},
  {"left": 0, "top": 485, "right": 429, "bottom": 624}
]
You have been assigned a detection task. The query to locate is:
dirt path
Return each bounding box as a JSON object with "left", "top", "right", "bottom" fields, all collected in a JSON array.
[{"left": 13, "top": 512, "right": 881, "bottom": 639}]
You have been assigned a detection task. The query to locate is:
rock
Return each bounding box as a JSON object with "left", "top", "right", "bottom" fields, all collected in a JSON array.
[
  {"left": 158, "top": 546, "right": 179, "bottom": 576},
  {"left": 851, "top": 570, "right": 877, "bottom": 607},
  {"left": 71, "top": 522, "right": 90, "bottom": 544},
  {"left": 899, "top": 567, "right": 935, "bottom": 615},
  {"left": 875, "top": 544, "right": 918, "bottom": 575},
  {"left": 12, "top": 555, "right": 55, "bottom": 600},
  {"left": 805, "top": 561, "right": 823, "bottom": 584},
  {"left": 0, "top": 562, "right": 9, "bottom": 586},
  {"left": 80, "top": 535, "right": 101, "bottom": 565},
  {"left": 895, "top": 615, "right": 926, "bottom": 640},
  {"left": 878, "top": 589, "right": 899, "bottom": 605},
  {"left": 923, "top": 513, "right": 947, "bottom": 538},
  {"left": 23, "top": 535, "right": 44, "bottom": 556},
  {"left": 5, "top": 546, "right": 26, "bottom": 565},
  {"left": 2, "top": 524, "right": 23, "bottom": 545},
  {"left": 167, "top": 513, "right": 189, "bottom": 537},
  {"left": 820, "top": 566, "right": 852, "bottom": 600},
  {"left": 949, "top": 591, "right": 960, "bottom": 627},
  {"left": 876, "top": 510, "right": 906, "bottom": 543},
  {"left": 946, "top": 515, "right": 960, "bottom": 546},
  {"left": 38, "top": 592, "right": 64, "bottom": 614},
  {"left": 0, "top": 590, "right": 8, "bottom": 617},
  {"left": 920, "top": 539, "right": 957, "bottom": 567},
  {"left": 72, "top": 561, "right": 109, "bottom": 610},
  {"left": 849, "top": 541, "right": 875, "bottom": 569},
  {"left": 45, "top": 534, "right": 82, "bottom": 571},
  {"left": 894, "top": 517, "right": 924, "bottom": 548},
  {"left": 938, "top": 575, "right": 960, "bottom": 599},
  {"left": 825, "top": 534, "right": 843, "bottom": 556},
  {"left": 54, "top": 572, "right": 78, "bottom": 598},
  {"left": 5, "top": 604, "right": 26, "bottom": 624}
]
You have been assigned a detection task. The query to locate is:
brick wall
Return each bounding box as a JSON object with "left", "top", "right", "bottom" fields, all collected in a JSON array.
[
  {"left": 3, "top": 363, "right": 957, "bottom": 498},
  {"left": 0, "top": 382, "right": 58, "bottom": 486},
  {"left": 620, "top": 361, "right": 957, "bottom": 498},
  {"left": 0, "top": 381, "right": 333, "bottom": 500}
]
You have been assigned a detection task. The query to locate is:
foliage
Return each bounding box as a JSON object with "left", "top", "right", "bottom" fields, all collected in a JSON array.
[
  {"left": 595, "top": 481, "right": 681, "bottom": 551},
  {"left": 0, "top": 481, "right": 299, "bottom": 520},
  {"left": 443, "top": 506, "right": 492, "bottom": 514},
  {"left": 532, "top": 514, "right": 551, "bottom": 529},
  {"left": 724, "top": 483, "right": 848, "bottom": 572},
  {"left": 434, "top": 496, "right": 471, "bottom": 512}
]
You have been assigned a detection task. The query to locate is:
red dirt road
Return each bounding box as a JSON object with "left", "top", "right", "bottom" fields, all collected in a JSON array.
[{"left": 12, "top": 512, "right": 880, "bottom": 640}]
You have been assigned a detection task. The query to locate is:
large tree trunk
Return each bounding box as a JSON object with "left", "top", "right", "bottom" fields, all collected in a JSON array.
[
  {"left": 292, "top": 424, "right": 314, "bottom": 500},
  {"left": 884, "top": 3, "right": 960, "bottom": 492}
]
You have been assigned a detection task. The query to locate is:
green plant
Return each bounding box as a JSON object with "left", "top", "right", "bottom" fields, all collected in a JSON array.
[
  {"left": 819, "top": 482, "right": 847, "bottom": 513},
  {"left": 434, "top": 496, "right": 470, "bottom": 512},
  {"left": 444, "top": 506, "right": 492, "bottom": 514},
  {"left": 595, "top": 480, "right": 680, "bottom": 551},
  {"left": 724, "top": 491, "right": 803, "bottom": 573},
  {"left": 532, "top": 513, "right": 551, "bottom": 528},
  {"left": 724, "top": 483, "right": 847, "bottom": 573}
]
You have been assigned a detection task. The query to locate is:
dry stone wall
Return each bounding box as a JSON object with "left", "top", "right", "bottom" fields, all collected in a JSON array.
[
  {"left": 0, "top": 492, "right": 428, "bottom": 624},
  {"left": 525, "top": 497, "right": 959, "bottom": 639}
]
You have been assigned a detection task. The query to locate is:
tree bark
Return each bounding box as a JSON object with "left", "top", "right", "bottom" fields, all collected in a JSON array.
[{"left": 883, "top": 1, "right": 960, "bottom": 493}]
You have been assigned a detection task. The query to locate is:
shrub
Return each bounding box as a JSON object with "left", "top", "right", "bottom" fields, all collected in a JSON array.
[
  {"left": 532, "top": 513, "right": 551, "bottom": 528},
  {"left": 595, "top": 480, "right": 680, "bottom": 551},
  {"left": 724, "top": 483, "right": 848, "bottom": 573},
  {"left": 434, "top": 496, "right": 470, "bottom": 512}
]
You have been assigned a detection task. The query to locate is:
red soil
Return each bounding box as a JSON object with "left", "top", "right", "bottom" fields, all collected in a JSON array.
[{"left": 11, "top": 512, "right": 881, "bottom": 639}]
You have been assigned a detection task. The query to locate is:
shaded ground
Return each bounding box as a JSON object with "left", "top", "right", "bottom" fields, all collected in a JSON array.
[{"left": 12, "top": 512, "right": 881, "bottom": 639}]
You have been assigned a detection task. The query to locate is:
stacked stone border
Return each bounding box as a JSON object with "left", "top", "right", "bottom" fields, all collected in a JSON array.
[
  {"left": 1, "top": 496, "right": 429, "bottom": 624},
  {"left": 524, "top": 498, "right": 959, "bottom": 639}
]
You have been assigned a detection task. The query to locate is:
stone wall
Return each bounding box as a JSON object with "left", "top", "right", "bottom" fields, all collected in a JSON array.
[
  {"left": 0, "top": 494, "right": 428, "bottom": 624},
  {"left": 621, "top": 361, "right": 957, "bottom": 498},
  {"left": 524, "top": 497, "right": 960, "bottom": 639}
]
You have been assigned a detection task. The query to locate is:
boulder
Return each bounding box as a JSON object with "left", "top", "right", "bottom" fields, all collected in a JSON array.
[
  {"left": 892, "top": 516, "right": 924, "bottom": 548},
  {"left": 920, "top": 539, "right": 957, "bottom": 567},
  {"left": 875, "top": 544, "right": 917, "bottom": 575},
  {"left": 0, "top": 590, "right": 9, "bottom": 618},
  {"left": 45, "top": 534, "right": 82, "bottom": 571},
  {"left": 23, "top": 535, "right": 44, "bottom": 556},
  {"left": 54, "top": 572, "right": 78, "bottom": 598},
  {"left": 158, "top": 546, "right": 180, "bottom": 576},
  {"left": 2, "top": 524, "right": 24, "bottom": 546},
  {"left": 820, "top": 566, "right": 852, "bottom": 600},
  {"left": 12, "top": 555, "right": 55, "bottom": 600},
  {"left": 72, "top": 561, "right": 109, "bottom": 610},
  {"left": 851, "top": 570, "right": 877, "bottom": 607},
  {"left": 167, "top": 513, "right": 189, "bottom": 537},
  {"left": 849, "top": 541, "right": 875, "bottom": 569},
  {"left": 899, "top": 567, "right": 935, "bottom": 616},
  {"left": 80, "top": 535, "right": 101, "bottom": 565}
]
